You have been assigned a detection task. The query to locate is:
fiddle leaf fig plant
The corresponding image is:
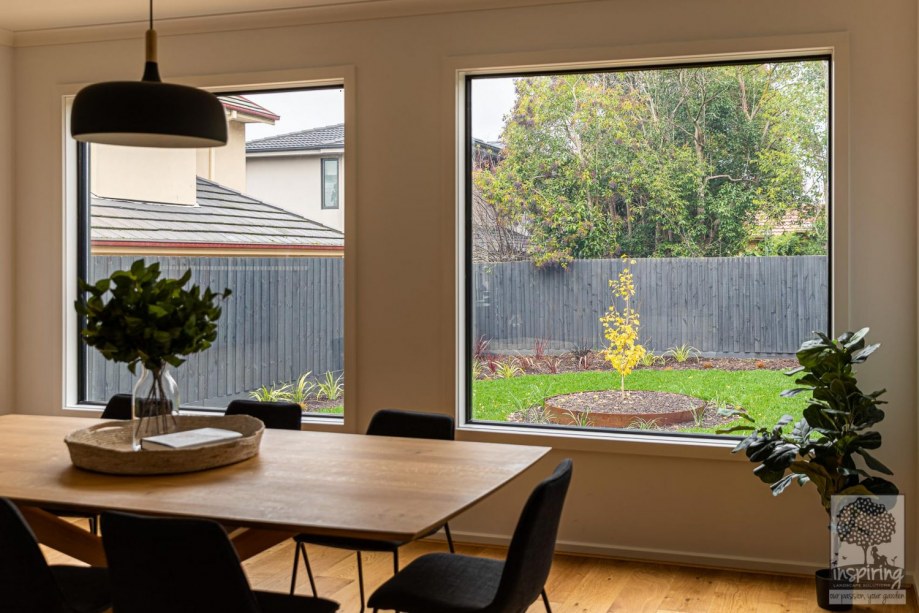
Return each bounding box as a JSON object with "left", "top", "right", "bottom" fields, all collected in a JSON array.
[
  {"left": 74, "top": 259, "right": 232, "bottom": 374},
  {"left": 719, "top": 328, "right": 897, "bottom": 514}
]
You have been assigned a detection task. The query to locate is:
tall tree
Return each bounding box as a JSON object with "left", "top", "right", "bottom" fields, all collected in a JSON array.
[{"left": 474, "top": 61, "right": 828, "bottom": 266}]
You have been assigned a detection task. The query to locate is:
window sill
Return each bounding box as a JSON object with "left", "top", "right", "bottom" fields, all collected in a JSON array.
[
  {"left": 63, "top": 404, "right": 345, "bottom": 429},
  {"left": 457, "top": 422, "right": 744, "bottom": 461}
]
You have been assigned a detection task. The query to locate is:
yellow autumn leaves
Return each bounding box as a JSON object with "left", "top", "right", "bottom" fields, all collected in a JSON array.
[{"left": 600, "top": 257, "right": 646, "bottom": 393}]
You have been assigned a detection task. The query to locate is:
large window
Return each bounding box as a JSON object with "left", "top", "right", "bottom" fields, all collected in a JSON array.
[
  {"left": 465, "top": 58, "right": 830, "bottom": 437},
  {"left": 76, "top": 87, "right": 346, "bottom": 417}
]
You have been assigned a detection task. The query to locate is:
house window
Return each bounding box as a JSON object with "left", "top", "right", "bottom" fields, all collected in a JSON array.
[
  {"left": 322, "top": 158, "right": 340, "bottom": 209},
  {"left": 76, "top": 87, "right": 347, "bottom": 417},
  {"left": 464, "top": 57, "right": 831, "bottom": 438}
]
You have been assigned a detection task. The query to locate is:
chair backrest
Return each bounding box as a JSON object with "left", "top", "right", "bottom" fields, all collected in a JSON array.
[
  {"left": 225, "top": 399, "right": 302, "bottom": 430},
  {"left": 101, "top": 393, "right": 132, "bottom": 420},
  {"left": 0, "top": 498, "right": 71, "bottom": 613},
  {"left": 366, "top": 409, "right": 455, "bottom": 440},
  {"left": 101, "top": 511, "right": 261, "bottom": 613},
  {"left": 490, "top": 459, "right": 573, "bottom": 613}
]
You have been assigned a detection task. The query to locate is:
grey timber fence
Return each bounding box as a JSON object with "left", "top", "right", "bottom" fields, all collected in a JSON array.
[
  {"left": 85, "top": 254, "right": 826, "bottom": 407},
  {"left": 86, "top": 256, "right": 344, "bottom": 408},
  {"left": 473, "top": 256, "right": 828, "bottom": 357}
]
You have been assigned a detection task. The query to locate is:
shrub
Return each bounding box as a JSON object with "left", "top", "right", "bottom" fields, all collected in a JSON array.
[
  {"left": 665, "top": 344, "right": 700, "bottom": 363},
  {"left": 316, "top": 371, "right": 344, "bottom": 401}
]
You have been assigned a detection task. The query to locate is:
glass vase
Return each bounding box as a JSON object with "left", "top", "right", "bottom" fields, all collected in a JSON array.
[{"left": 131, "top": 364, "right": 180, "bottom": 451}]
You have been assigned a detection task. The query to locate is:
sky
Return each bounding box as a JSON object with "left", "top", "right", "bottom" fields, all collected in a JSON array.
[{"left": 242, "top": 78, "right": 517, "bottom": 143}]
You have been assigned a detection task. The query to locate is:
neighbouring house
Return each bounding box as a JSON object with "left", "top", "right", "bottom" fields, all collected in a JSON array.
[
  {"left": 91, "top": 177, "right": 344, "bottom": 258},
  {"left": 471, "top": 138, "right": 529, "bottom": 262},
  {"left": 245, "top": 124, "right": 345, "bottom": 231},
  {"left": 89, "top": 96, "right": 343, "bottom": 257}
]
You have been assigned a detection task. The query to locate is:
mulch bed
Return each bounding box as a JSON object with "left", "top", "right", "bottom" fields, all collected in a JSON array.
[
  {"left": 302, "top": 398, "right": 343, "bottom": 413},
  {"left": 548, "top": 389, "right": 701, "bottom": 415},
  {"left": 476, "top": 353, "right": 797, "bottom": 378}
]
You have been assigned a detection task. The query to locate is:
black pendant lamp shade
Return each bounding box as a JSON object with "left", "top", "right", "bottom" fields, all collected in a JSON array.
[{"left": 71, "top": 7, "right": 227, "bottom": 148}]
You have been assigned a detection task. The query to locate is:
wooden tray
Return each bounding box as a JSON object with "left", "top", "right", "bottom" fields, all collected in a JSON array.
[{"left": 65, "top": 415, "right": 264, "bottom": 475}]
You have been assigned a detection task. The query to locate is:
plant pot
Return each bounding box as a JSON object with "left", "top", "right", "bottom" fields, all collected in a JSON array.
[
  {"left": 815, "top": 568, "right": 852, "bottom": 611},
  {"left": 131, "top": 364, "right": 180, "bottom": 451}
]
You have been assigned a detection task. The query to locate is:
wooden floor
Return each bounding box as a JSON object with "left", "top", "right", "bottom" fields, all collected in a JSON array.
[{"left": 44, "top": 524, "right": 917, "bottom": 612}]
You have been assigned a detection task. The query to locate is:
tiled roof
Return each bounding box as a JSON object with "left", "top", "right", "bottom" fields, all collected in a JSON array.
[
  {"left": 246, "top": 123, "right": 344, "bottom": 153},
  {"left": 218, "top": 95, "right": 280, "bottom": 122},
  {"left": 91, "top": 178, "right": 344, "bottom": 248}
]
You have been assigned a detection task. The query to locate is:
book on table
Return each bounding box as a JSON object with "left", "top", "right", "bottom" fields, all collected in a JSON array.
[{"left": 141, "top": 428, "right": 243, "bottom": 451}]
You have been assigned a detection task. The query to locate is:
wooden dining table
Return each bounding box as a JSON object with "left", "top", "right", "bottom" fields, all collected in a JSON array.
[{"left": 0, "top": 415, "right": 550, "bottom": 567}]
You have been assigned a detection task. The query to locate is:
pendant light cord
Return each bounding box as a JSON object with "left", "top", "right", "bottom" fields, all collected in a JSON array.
[{"left": 142, "top": 0, "right": 160, "bottom": 80}]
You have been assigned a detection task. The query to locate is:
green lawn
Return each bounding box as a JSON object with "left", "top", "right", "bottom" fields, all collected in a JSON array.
[{"left": 472, "top": 369, "right": 806, "bottom": 435}]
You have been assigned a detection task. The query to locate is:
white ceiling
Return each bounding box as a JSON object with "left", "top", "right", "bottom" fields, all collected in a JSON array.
[{"left": 0, "top": 0, "right": 395, "bottom": 33}]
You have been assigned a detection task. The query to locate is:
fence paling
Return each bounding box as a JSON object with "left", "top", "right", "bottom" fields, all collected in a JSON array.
[{"left": 473, "top": 256, "right": 827, "bottom": 356}]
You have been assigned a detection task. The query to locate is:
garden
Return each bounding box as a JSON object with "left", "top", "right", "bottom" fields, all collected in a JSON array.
[
  {"left": 250, "top": 370, "right": 344, "bottom": 415},
  {"left": 472, "top": 347, "right": 805, "bottom": 435},
  {"left": 471, "top": 262, "right": 809, "bottom": 436}
]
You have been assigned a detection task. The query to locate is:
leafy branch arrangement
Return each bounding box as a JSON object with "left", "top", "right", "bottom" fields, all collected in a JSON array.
[
  {"left": 720, "top": 329, "right": 897, "bottom": 514},
  {"left": 74, "top": 259, "right": 232, "bottom": 374}
]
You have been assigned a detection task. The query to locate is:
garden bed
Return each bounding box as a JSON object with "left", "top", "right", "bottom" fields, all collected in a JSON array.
[
  {"left": 544, "top": 389, "right": 705, "bottom": 428},
  {"left": 472, "top": 366, "right": 805, "bottom": 435}
]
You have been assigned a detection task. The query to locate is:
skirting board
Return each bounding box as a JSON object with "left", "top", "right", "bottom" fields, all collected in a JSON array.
[{"left": 425, "top": 529, "right": 915, "bottom": 585}]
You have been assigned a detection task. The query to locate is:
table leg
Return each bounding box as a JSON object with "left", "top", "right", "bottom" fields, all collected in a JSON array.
[
  {"left": 18, "top": 505, "right": 107, "bottom": 567},
  {"left": 229, "top": 527, "right": 295, "bottom": 561}
]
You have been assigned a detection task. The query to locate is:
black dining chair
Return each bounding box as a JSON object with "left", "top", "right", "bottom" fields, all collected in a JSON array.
[
  {"left": 100, "top": 510, "right": 339, "bottom": 613},
  {"left": 368, "top": 459, "right": 573, "bottom": 613},
  {"left": 100, "top": 392, "right": 133, "bottom": 420},
  {"left": 226, "top": 399, "right": 303, "bottom": 430},
  {"left": 51, "top": 393, "right": 133, "bottom": 535},
  {"left": 0, "top": 497, "right": 111, "bottom": 613},
  {"left": 290, "top": 409, "right": 456, "bottom": 611}
]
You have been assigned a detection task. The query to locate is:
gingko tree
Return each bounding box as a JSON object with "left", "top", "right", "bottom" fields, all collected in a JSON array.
[{"left": 600, "top": 258, "right": 646, "bottom": 393}]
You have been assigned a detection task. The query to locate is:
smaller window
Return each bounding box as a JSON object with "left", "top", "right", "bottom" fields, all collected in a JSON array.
[{"left": 322, "top": 158, "right": 340, "bottom": 209}]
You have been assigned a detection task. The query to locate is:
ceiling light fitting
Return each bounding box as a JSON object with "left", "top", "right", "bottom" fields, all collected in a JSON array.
[{"left": 70, "top": 0, "right": 228, "bottom": 148}]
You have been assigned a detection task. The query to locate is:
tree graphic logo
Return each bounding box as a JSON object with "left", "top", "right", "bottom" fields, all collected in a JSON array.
[
  {"left": 835, "top": 497, "right": 896, "bottom": 566},
  {"left": 830, "top": 495, "right": 905, "bottom": 605}
]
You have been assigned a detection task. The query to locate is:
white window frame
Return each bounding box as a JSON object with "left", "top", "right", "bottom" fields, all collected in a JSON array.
[
  {"left": 62, "top": 66, "right": 359, "bottom": 433},
  {"left": 446, "top": 34, "right": 849, "bottom": 457}
]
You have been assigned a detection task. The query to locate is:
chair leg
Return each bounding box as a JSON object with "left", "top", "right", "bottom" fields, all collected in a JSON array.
[
  {"left": 541, "top": 587, "right": 551, "bottom": 612},
  {"left": 356, "top": 551, "right": 366, "bottom": 613},
  {"left": 88, "top": 516, "right": 97, "bottom": 536},
  {"left": 444, "top": 522, "right": 456, "bottom": 553},
  {"left": 290, "top": 542, "right": 318, "bottom": 596},
  {"left": 289, "top": 540, "right": 302, "bottom": 595},
  {"left": 393, "top": 549, "right": 399, "bottom": 574}
]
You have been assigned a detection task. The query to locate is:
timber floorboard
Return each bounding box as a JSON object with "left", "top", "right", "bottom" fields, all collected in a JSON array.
[{"left": 42, "top": 522, "right": 918, "bottom": 612}]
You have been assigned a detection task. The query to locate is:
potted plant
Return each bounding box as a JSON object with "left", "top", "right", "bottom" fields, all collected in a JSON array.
[
  {"left": 75, "top": 259, "right": 231, "bottom": 450},
  {"left": 721, "top": 328, "right": 897, "bottom": 611}
]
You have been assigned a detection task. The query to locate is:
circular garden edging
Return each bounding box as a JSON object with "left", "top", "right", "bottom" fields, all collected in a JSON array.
[{"left": 544, "top": 390, "right": 706, "bottom": 428}]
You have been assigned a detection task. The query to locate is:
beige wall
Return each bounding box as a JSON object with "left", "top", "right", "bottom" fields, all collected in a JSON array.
[
  {"left": 0, "top": 44, "right": 12, "bottom": 416},
  {"left": 10, "top": 0, "right": 918, "bottom": 576},
  {"left": 197, "top": 120, "right": 247, "bottom": 193},
  {"left": 247, "top": 153, "right": 344, "bottom": 230},
  {"left": 91, "top": 144, "right": 198, "bottom": 205}
]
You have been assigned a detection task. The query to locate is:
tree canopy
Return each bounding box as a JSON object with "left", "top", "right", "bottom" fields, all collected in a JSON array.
[{"left": 473, "top": 61, "right": 829, "bottom": 266}]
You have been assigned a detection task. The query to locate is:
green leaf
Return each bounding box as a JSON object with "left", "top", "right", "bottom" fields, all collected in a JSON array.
[{"left": 855, "top": 448, "right": 893, "bottom": 475}]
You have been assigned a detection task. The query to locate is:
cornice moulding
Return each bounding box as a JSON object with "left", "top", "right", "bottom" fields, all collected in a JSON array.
[{"left": 11, "top": 0, "right": 592, "bottom": 47}]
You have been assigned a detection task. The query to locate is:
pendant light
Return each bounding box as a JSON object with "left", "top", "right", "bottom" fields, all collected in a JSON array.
[{"left": 70, "top": 0, "right": 228, "bottom": 148}]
